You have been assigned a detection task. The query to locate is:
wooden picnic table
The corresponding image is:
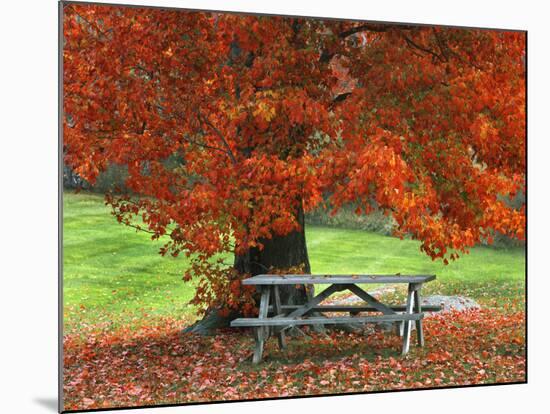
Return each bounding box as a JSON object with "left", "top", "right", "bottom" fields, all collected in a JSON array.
[{"left": 230, "top": 274, "right": 438, "bottom": 363}]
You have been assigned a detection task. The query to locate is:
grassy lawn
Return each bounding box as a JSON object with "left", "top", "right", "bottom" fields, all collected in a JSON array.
[
  {"left": 63, "top": 192, "right": 199, "bottom": 333},
  {"left": 308, "top": 226, "right": 525, "bottom": 307},
  {"left": 63, "top": 191, "right": 525, "bottom": 333}
]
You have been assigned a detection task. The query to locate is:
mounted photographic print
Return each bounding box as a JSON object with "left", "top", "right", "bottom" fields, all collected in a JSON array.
[{"left": 60, "top": 1, "right": 526, "bottom": 412}]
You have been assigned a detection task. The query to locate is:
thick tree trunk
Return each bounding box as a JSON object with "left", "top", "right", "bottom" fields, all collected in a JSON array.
[
  {"left": 234, "top": 202, "right": 311, "bottom": 305},
  {"left": 183, "top": 202, "right": 312, "bottom": 335}
]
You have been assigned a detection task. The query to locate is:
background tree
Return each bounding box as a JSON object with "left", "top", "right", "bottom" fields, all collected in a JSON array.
[{"left": 63, "top": 4, "right": 525, "bottom": 331}]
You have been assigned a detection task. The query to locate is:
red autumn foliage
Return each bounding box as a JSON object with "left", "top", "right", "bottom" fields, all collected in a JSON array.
[
  {"left": 63, "top": 4, "right": 526, "bottom": 311},
  {"left": 63, "top": 308, "right": 525, "bottom": 410}
]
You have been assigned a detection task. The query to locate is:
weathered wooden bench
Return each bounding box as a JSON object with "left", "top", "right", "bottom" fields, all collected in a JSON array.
[{"left": 230, "top": 274, "right": 439, "bottom": 363}]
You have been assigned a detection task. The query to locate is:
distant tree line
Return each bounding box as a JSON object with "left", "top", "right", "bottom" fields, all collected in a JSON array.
[{"left": 63, "top": 163, "right": 128, "bottom": 193}]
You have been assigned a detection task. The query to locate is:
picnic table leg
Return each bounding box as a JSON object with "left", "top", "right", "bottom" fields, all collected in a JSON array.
[
  {"left": 252, "top": 287, "right": 271, "bottom": 364},
  {"left": 271, "top": 286, "right": 287, "bottom": 350},
  {"left": 396, "top": 319, "right": 404, "bottom": 337},
  {"left": 401, "top": 284, "right": 415, "bottom": 355},
  {"left": 413, "top": 288, "right": 424, "bottom": 347}
]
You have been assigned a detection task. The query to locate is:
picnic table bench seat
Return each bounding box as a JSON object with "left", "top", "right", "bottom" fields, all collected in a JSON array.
[
  {"left": 268, "top": 304, "right": 442, "bottom": 313},
  {"left": 231, "top": 313, "right": 424, "bottom": 327},
  {"left": 230, "top": 274, "right": 439, "bottom": 364}
]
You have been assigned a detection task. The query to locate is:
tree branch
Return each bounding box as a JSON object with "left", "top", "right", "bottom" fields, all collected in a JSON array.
[
  {"left": 403, "top": 35, "right": 445, "bottom": 63},
  {"left": 432, "top": 28, "right": 450, "bottom": 62},
  {"left": 67, "top": 5, "right": 109, "bottom": 40},
  {"left": 181, "top": 134, "right": 231, "bottom": 155},
  {"left": 197, "top": 112, "right": 238, "bottom": 164},
  {"left": 121, "top": 221, "right": 157, "bottom": 235}
]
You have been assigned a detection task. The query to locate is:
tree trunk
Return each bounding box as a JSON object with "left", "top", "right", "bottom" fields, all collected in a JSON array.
[
  {"left": 183, "top": 202, "right": 312, "bottom": 335},
  {"left": 234, "top": 202, "right": 311, "bottom": 304}
]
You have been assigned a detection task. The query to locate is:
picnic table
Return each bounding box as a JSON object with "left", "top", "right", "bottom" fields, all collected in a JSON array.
[{"left": 230, "top": 274, "right": 439, "bottom": 363}]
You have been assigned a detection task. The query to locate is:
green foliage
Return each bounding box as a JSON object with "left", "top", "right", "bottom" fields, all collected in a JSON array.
[
  {"left": 63, "top": 162, "right": 128, "bottom": 193},
  {"left": 485, "top": 231, "right": 525, "bottom": 249},
  {"left": 93, "top": 163, "right": 129, "bottom": 193}
]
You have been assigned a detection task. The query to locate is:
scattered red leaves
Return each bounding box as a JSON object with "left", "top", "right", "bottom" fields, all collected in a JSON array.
[{"left": 63, "top": 309, "right": 525, "bottom": 411}]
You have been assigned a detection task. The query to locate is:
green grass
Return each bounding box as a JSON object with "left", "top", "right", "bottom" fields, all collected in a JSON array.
[
  {"left": 63, "top": 192, "right": 201, "bottom": 332},
  {"left": 63, "top": 191, "right": 525, "bottom": 333},
  {"left": 307, "top": 226, "right": 525, "bottom": 303}
]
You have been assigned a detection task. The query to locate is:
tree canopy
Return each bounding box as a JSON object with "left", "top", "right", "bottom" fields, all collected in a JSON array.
[{"left": 63, "top": 4, "right": 525, "bottom": 313}]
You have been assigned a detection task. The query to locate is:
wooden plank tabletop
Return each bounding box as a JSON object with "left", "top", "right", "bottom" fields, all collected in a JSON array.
[{"left": 241, "top": 274, "right": 436, "bottom": 285}]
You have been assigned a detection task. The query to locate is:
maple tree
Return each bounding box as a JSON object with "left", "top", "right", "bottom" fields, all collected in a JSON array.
[{"left": 63, "top": 4, "right": 526, "bottom": 320}]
